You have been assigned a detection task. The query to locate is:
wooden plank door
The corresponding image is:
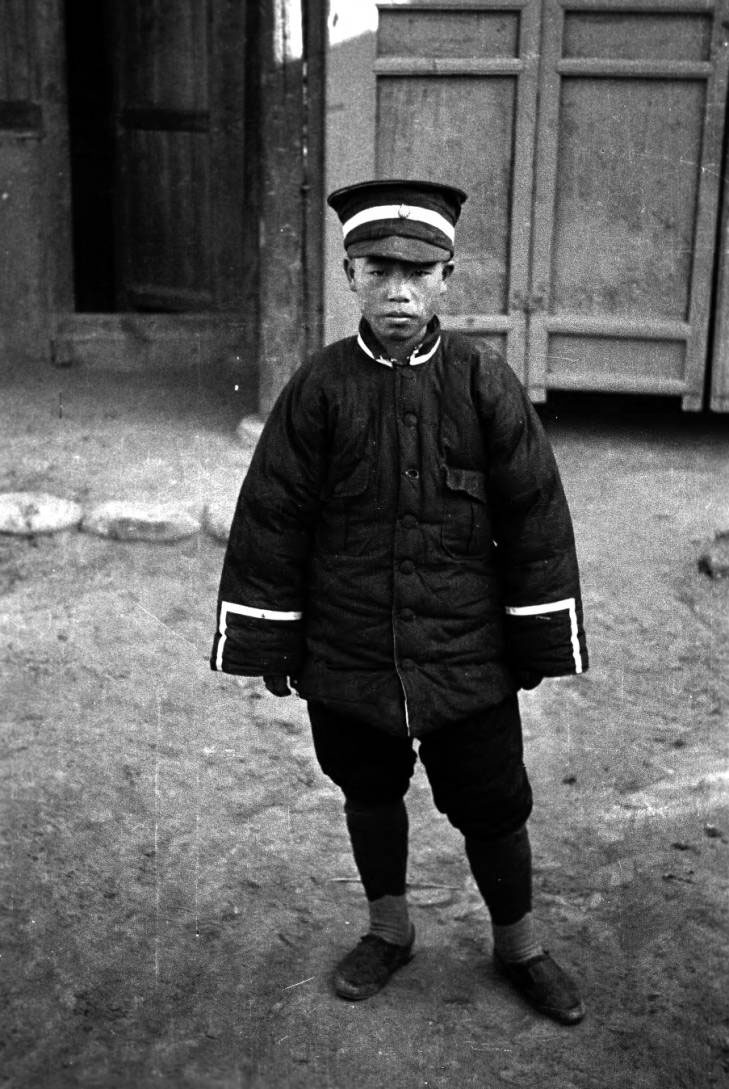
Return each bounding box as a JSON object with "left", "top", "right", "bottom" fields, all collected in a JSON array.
[
  {"left": 323, "top": 0, "right": 541, "bottom": 384},
  {"left": 112, "top": 0, "right": 246, "bottom": 313},
  {"left": 528, "top": 0, "right": 729, "bottom": 408},
  {"left": 0, "top": 0, "right": 73, "bottom": 357},
  {"left": 373, "top": 0, "right": 541, "bottom": 382}
]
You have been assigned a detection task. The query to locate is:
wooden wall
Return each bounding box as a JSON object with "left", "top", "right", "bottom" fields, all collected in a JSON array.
[{"left": 0, "top": 0, "right": 72, "bottom": 364}]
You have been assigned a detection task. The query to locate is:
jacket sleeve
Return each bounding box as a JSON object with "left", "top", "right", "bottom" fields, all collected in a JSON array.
[
  {"left": 210, "top": 361, "right": 326, "bottom": 677},
  {"left": 481, "top": 358, "right": 588, "bottom": 679}
]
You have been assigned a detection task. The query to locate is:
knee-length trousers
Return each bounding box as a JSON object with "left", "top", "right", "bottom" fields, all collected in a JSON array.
[{"left": 308, "top": 694, "right": 533, "bottom": 841}]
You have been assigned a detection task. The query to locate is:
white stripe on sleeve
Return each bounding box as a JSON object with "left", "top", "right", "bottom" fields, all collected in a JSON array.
[
  {"left": 504, "top": 597, "right": 583, "bottom": 674},
  {"left": 215, "top": 600, "right": 302, "bottom": 672}
]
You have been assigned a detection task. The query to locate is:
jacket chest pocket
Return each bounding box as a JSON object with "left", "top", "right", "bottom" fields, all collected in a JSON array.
[
  {"left": 441, "top": 465, "right": 491, "bottom": 558},
  {"left": 317, "top": 458, "right": 372, "bottom": 555}
]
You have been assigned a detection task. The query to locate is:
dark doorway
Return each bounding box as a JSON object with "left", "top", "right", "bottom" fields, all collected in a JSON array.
[{"left": 64, "top": 0, "right": 116, "bottom": 312}]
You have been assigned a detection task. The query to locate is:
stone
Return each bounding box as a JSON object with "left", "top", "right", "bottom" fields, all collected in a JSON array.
[
  {"left": 697, "top": 535, "right": 729, "bottom": 578},
  {"left": 82, "top": 501, "right": 201, "bottom": 542},
  {"left": 203, "top": 502, "right": 235, "bottom": 543},
  {"left": 0, "top": 492, "right": 83, "bottom": 535},
  {"left": 409, "top": 886, "right": 456, "bottom": 907}
]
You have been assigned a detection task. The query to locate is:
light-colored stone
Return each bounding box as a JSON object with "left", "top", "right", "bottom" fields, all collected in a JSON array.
[
  {"left": 203, "top": 502, "right": 235, "bottom": 543},
  {"left": 82, "top": 501, "right": 201, "bottom": 543},
  {"left": 698, "top": 535, "right": 729, "bottom": 578},
  {"left": 0, "top": 492, "right": 83, "bottom": 535},
  {"left": 409, "top": 887, "right": 456, "bottom": 907},
  {"left": 236, "top": 414, "right": 265, "bottom": 448}
]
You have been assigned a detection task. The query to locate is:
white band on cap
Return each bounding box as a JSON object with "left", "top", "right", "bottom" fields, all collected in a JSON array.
[{"left": 342, "top": 204, "right": 455, "bottom": 245}]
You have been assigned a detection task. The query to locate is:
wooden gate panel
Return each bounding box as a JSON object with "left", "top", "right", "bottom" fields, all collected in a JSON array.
[
  {"left": 529, "top": 0, "right": 729, "bottom": 408},
  {"left": 377, "top": 75, "right": 515, "bottom": 316},
  {"left": 114, "top": 0, "right": 213, "bottom": 311},
  {"left": 552, "top": 78, "right": 704, "bottom": 321},
  {"left": 377, "top": 7, "right": 520, "bottom": 58},
  {"left": 122, "top": 0, "right": 208, "bottom": 109},
  {"left": 373, "top": 1, "right": 540, "bottom": 382},
  {"left": 0, "top": 0, "right": 40, "bottom": 131},
  {"left": 122, "top": 129, "right": 211, "bottom": 310}
]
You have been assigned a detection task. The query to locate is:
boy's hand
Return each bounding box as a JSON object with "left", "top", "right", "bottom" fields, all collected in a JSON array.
[{"left": 263, "top": 674, "right": 293, "bottom": 697}]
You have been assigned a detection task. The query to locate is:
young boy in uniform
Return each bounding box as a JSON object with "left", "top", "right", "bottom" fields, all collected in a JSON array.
[{"left": 211, "top": 180, "right": 589, "bottom": 1025}]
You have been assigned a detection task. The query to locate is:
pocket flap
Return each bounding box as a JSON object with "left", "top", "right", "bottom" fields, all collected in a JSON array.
[{"left": 444, "top": 465, "right": 488, "bottom": 503}]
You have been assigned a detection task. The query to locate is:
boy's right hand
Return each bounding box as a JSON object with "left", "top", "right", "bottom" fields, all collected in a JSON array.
[{"left": 263, "top": 674, "right": 293, "bottom": 697}]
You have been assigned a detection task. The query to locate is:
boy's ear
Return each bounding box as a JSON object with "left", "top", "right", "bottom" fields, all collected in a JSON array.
[{"left": 343, "top": 256, "right": 357, "bottom": 292}]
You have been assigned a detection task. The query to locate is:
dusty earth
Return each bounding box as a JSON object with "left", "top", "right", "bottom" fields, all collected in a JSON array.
[{"left": 1, "top": 360, "right": 729, "bottom": 1089}]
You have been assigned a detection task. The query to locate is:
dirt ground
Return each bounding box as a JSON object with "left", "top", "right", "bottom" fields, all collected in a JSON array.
[{"left": 1, "top": 359, "right": 729, "bottom": 1089}]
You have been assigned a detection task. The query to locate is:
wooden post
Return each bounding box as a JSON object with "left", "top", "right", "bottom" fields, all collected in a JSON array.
[
  {"left": 255, "top": 0, "right": 307, "bottom": 416},
  {"left": 302, "top": 0, "right": 327, "bottom": 357}
]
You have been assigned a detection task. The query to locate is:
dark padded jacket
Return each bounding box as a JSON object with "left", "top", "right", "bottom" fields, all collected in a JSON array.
[{"left": 211, "top": 318, "right": 588, "bottom": 737}]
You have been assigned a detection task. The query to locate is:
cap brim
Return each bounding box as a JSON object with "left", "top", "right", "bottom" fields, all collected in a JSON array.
[{"left": 346, "top": 235, "right": 452, "bottom": 263}]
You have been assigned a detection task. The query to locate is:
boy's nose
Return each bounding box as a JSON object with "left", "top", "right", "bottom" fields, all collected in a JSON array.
[{"left": 386, "top": 276, "right": 411, "bottom": 299}]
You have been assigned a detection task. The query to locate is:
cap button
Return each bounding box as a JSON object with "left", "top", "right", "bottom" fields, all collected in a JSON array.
[{"left": 398, "top": 204, "right": 411, "bottom": 219}]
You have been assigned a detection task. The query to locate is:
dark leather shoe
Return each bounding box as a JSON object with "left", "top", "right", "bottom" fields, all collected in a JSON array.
[
  {"left": 495, "top": 950, "right": 585, "bottom": 1024},
  {"left": 334, "top": 928, "right": 415, "bottom": 1001}
]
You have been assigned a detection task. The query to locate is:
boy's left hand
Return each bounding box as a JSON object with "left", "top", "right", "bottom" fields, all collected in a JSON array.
[{"left": 263, "top": 674, "right": 293, "bottom": 697}]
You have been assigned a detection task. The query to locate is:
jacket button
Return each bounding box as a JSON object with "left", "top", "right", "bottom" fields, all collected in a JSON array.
[
  {"left": 401, "top": 514, "right": 417, "bottom": 529},
  {"left": 400, "top": 658, "right": 415, "bottom": 671},
  {"left": 403, "top": 412, "right": 418, "bottom": 427},
  {"left": 404, "top": 468, "right": 419, "bottom": 480},
  {"left": 400, "top": 608, "right": 415, "bottom": 622},
  {"left": 399, "top": 559, "right": 415, "bottom": 574}
]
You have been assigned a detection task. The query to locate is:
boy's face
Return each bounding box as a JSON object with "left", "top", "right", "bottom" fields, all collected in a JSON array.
[{"left": 344, "top": 256, "right": 454, "bottom": 358}]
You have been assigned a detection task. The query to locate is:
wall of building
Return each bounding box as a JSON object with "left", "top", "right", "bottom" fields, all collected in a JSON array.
[{"left": 0, "top": 0, "right": 72, "bottom": 365}]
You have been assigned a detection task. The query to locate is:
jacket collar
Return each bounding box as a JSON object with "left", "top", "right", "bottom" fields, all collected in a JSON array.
[{"left": 356, "top": 317, "right": 441, "bottom": 368}]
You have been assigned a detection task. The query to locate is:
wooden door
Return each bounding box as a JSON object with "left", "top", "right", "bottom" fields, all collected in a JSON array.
[
  {"left": 324, "top": 0, "right": 541, "bottom": 384},
  {"left": 529, "top": 0, "right": 729, "bottom": 409},
  {"left": 373, "top": 1, "right": 540, "bottom": 384},
  {"left": 0, "top": 0, "right": 73, "bottom": 357},
  {"left": 113, "top": 0, "right": 246, "bottom": 313},
  {"left": 324, "top": 0, "right": 729, "bottom": 409}
]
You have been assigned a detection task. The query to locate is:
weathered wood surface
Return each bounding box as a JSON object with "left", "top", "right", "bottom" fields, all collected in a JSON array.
[{"left": 328, "top": 0, "right": 729, "bottom": 410}]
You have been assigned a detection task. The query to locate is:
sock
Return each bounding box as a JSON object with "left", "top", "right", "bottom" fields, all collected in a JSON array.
[
  {"left": 368, "top": 893, "right": 412, "bottom": 947},
  {"left": 464, "top": 824, "right": 542, "bottom": 961},
  {"left": 344, "top": 797, "right": 411, "bottom": 943},
  {"left": 492, "top": 911, "right": 543, "bottom": 964}
]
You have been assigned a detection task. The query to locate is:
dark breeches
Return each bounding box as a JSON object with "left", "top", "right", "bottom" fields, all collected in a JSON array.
[{"left": 308, "top": 694, "right": 533, "bottom": 841}]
